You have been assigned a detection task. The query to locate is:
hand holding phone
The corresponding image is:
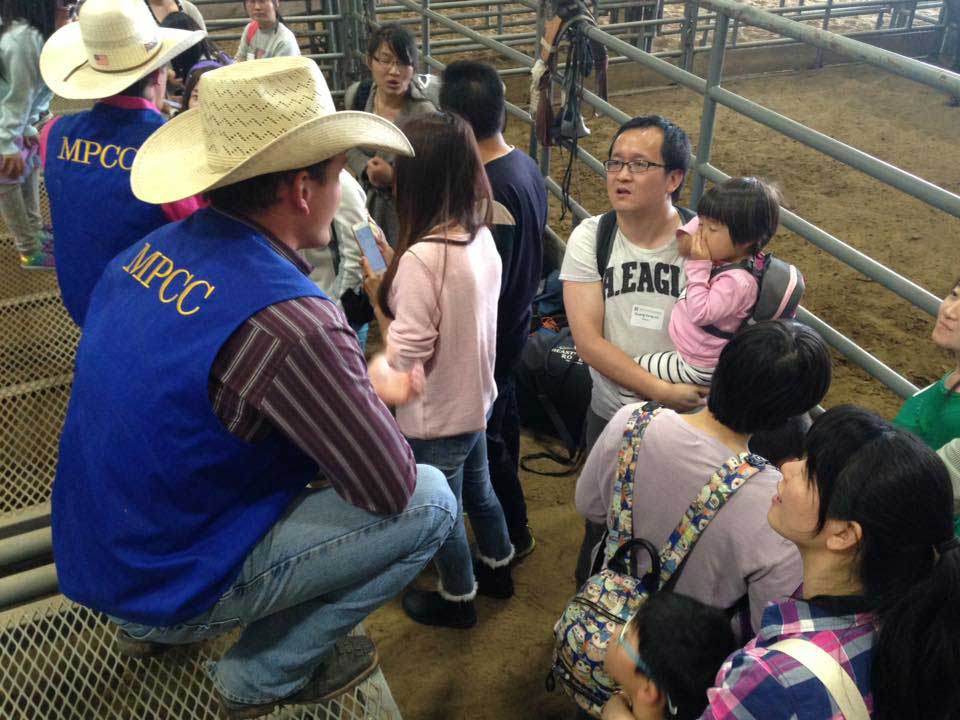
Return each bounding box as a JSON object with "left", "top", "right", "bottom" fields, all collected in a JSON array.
[{"left": 353, "top": 221, "right": 388, "bottom": 274}]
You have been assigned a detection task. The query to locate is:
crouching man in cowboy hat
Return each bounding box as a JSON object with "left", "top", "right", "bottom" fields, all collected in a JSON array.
[
  {"left": 38, "top": 0, "right": 206, "bottom": 326},
  {"left": 51, "top": 56, "right": 457, "bottom": 719}
]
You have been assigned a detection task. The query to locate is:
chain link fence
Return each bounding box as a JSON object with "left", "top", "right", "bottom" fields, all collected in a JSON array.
[{"left": 0, "top": 597, "right": 400, "bottom": 720}]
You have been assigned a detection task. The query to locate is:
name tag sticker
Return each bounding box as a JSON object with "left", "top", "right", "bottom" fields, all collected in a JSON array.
[{"left": 630, "top": 304, "right": 664, "bottom": 329}]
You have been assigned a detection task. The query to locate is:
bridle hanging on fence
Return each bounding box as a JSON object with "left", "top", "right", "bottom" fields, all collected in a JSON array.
[{"left": 530, "top": 0, "right": 608, "bottom": 216}]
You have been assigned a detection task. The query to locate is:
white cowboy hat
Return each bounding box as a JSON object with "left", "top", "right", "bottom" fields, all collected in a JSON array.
[
  {"left": 131, "top": 57, "right": 414, "bottom": 204},
  {"left": 40, "top": 0, "right": 204, "bottom": 100}
]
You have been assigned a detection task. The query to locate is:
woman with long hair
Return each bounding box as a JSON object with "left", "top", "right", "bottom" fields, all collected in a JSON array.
[
  {"left": 701, "top": 405, "right": 960, "bottom": 719},
  {"left": 364, "top": 112, "right": 514, "bottom": 629},
  {"left": 0, "top": 0, "right": 64, "bottom": 269}
]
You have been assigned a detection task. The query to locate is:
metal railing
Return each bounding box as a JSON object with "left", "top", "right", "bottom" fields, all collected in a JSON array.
[{"left": 365, "top": 0, "right": 957, "bottom": 401}]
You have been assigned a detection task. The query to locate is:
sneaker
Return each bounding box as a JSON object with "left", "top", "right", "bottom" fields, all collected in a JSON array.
[
  {"left": 216, "top": 635, "right": 378, "bottom": 720},
  {"left": 511, "top": 527, "right": 536, "bottom": 564},
  {"left": 401, "top": 589, "right": 477, "bottom": 629},
  {"left": 115, "top": 628, "right": 172, "bottom": 659},
  {"left": 474, "top": 560, "right": 514, "bottom": 600},
  {"left": 19, "top": 248, "right": 55, "bottom": 271}
]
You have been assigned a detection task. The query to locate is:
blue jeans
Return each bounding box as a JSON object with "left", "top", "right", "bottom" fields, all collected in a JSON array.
[
  {"left": 407, "top": 432, "right": 513, "bottom": 599},
  {"left": 112, "top": 465, "right": 456, "bottom": 705}
]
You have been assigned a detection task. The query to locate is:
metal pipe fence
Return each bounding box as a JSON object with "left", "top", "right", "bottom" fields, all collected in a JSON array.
[{"left": 370, "top": 0, "right": 956, "bottom": 400}]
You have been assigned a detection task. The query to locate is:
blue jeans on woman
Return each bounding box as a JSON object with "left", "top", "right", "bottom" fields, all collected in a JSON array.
[
  {"left": 110, "top": 464, "right": 456, "bottom": 706},
  {"left": 407, "top": 431, "right": 514, "bottom": 599}
]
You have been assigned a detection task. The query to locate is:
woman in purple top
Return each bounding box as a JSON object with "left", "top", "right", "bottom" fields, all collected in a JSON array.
[{"left": 702, "top": 406, "right": 960, "bottom": 719}]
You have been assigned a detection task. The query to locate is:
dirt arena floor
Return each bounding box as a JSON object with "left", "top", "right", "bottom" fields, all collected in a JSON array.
[{"left": 363, "top": 58, "right": 960, "bottom": 719}]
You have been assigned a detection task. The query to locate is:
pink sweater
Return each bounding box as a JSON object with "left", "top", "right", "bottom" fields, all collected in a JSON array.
[
  {"left": 669, "top": 259, "right": 759, "bottom": 369},
  {"left": 386, "top": 228, "right": 501, "bottom": 439}
]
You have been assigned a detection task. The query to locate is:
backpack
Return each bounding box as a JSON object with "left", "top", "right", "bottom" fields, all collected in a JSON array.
[
  {"left": 546, "top": 405, "right": 766, "bottom": 717},
  {"left": 594, "top": 207, "right": 696, "bottom": 278},
  {"left": 702, "top": 252, "right": 805, "bottom": 340}
]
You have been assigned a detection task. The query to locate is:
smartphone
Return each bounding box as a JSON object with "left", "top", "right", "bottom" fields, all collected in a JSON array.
[{"left": 353, "top": 221, "right": 387, "bottom": 274}]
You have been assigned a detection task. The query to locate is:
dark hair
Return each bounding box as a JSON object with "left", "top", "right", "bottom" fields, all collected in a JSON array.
[
  {"left": 608, "top": 115, "right": 691, "bottom": 203},
  {"left": 748, "top": 414, "right": 812, "bottom": 467},
  {"left": 160, "top": 12, "right": 224, "bottom": 81},
  {"left": 205, "top": 159, "right": 333, "bottom": 215},
  {"left": 119, "top": 70, "right": 161, "bottom": 99},
  {"left": 0, "top": 0, "right": 57, "bottom": 40},
  {"left": 377, "top": 112, "right": 493, "bottom": 319},
  {"left": 630, "top": 592, "right": 737, "bottom": 720},
  {"left": 697, "top": 177, "right": 783, "bottom": 254},
  {"left": 708, "top": 320, "right": 831, "bottom": 434},
  {"left": 366, "top": 22, "right": 418, "bottom": 69},
  {"left": 802, "top": 406, "right": 959, "bottom": 720},
  {"left": 439, "top": 60, "right": 504, "bottom": 141}
]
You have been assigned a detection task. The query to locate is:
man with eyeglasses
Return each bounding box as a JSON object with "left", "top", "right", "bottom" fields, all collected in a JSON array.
[{"left": 559, "top": 115, "right": 707, "bottom": 586}]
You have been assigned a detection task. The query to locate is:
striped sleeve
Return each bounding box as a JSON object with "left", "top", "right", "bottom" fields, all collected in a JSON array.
[{"left": 213, "top": 296, "right": 417, "bottom": 516}]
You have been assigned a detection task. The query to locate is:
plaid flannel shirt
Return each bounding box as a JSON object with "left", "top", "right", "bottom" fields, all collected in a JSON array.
[{"left": 701, "top": 593, "right": 876, "bottom": 719}]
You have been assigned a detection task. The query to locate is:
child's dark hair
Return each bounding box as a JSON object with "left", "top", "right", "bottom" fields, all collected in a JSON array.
[
  {"left": 160, "top": 12, "right": 224, "bottom": 81},
  {"left": 748, "top": 414, "right": 812, "bottom": 466},
  {"left": 366, "top": 22, "right": 419, "bottom": 69},
  {"left": 804, "top": 405, "right": 960, "bottom": 720},
  {"left": 629, "top": 592, "right": 736, "bottom": 720},
  {"left": 708, "top": 320, "right": 831, "bottom": 435},
  {"left": 697, "top": 177, "right": 782, "bottom": 254}
]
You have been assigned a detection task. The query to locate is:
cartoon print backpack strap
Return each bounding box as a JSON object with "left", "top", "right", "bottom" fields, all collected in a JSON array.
[
  {"left": 603, "top": 404, "right": 662, "bottom": 564},
  {"left": 657, "top": 452, "right": 767, "bottom": 586}
]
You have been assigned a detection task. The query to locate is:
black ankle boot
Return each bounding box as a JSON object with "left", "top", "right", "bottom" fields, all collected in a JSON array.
[
  {"left": 474, "top": 560, "right": 514, "bottom": 599},
  {"left": 402, "top": 589, "right": 477, "bottom": 629}
]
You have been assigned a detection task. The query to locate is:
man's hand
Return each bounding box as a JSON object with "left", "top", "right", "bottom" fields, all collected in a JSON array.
[
  {"left": 653, "top": 380, "right": 709, "bottom": 412},
  {"left": 601, "top": 693, "right": 635, "bottom": 720},
  {"left": 365, "top": 157, "right": 394, "bottom": 189},
  {"left": 0, "top": 153, "right": 25, "bottom": 180}
]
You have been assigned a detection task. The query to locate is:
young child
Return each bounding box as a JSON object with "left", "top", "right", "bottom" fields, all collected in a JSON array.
[
  {"left": 602, "top": 592, "right": 736, "bottom": 720},
  {"left": 0, "top": 0, "right": 58, "bottom": 269},
  {"left": 636, "top": 177, "right": 783, "bottom": 387},
  {"left": 235, "top": 0, "right": 300, "bottom": 62}
]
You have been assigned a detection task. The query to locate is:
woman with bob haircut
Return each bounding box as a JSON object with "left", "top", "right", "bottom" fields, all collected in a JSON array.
[
  {"left": 345, "top": 23, "right": 439, "bottom": 247},
  {"left": 363, "top": 112, "right": 513, "bottom": 630},
  {"left": 701, "top": 405, "right": 960, "bottom": 719},
  {"left": 576, "top": 319, "right": 832, "bottom": 635}
]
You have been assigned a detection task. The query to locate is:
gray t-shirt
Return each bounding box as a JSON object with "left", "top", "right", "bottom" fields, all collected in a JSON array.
[
  {"left": 574, "top": 407, "right": 802, "bottom": 633},
  {"left": 559, "top": 215, "right": 686, "bottom": 420},
  {"left": 236, "top": 21, "right": 300, "bottom": 61}
]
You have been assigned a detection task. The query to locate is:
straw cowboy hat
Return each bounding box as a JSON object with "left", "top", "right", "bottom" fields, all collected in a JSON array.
[
  {"left": 40, "top": 0, "right": 204, "bottom": 100},
  {"left": 131, "top": 57, "right": 415, "bottom": 204}
]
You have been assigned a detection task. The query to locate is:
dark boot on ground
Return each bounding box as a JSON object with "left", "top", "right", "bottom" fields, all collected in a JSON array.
[
  {"left": 216, "top": 635, "right": 379, "bottom": 719},
  {"left": 402, "top": 588, "right": 478, "bottom": 629},
  {"left": 474, "top": 560, "right": 514, "bottom": 599}
]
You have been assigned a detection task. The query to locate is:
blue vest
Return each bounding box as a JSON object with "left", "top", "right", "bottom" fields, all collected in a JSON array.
[
  {"left": 45, "top": 102, "right": 169, "bottom": 326},
  {"left": 53, "top": 209, "right": 327, "bottom": 626}
]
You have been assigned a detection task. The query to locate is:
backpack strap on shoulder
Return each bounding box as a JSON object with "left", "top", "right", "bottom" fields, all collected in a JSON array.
[
  {"left": 603, "top": 403, "right": 662, "bottom": 564},
  {"left": 656, "top": 453, "right": 767, "bottom": 588},
  {"left": 595, "top": 210, "right": 618, "bottom": 279},
  {"left": 766, "top": 639, "right": 870, "bottom": 720},
  {"left": 246, "top": 21, "right": 259, "bottom": 45},
  {"left": 702, "top": 256, "right": 758, "bottom": 340}
]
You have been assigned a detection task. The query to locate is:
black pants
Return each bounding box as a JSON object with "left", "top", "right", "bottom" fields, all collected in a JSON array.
[
  {"left": 574, "top": 408, "right": 612, "bottom": 588},
  {"left": 487, "top": 375, "right": 527, "bottom": 543}
]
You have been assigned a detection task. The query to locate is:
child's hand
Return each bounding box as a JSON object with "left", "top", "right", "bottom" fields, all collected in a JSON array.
[
  {"left": 687, "top": 226, "right": 712, "bottom": 261},
  {"left": 601, "top": 693, "right": 635, "bottom": 720}
]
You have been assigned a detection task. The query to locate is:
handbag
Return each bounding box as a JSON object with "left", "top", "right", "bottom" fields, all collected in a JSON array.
[{"left": 546, "top": 404, "right": 767, "bottom": 716}]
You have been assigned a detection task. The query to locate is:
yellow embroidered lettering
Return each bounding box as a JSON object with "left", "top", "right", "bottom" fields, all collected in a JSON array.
[
  {"left": 127, "top": 251, "right": 167, "bottom": 286},
  {"left": 80, "top": 140, "right": 103, "bottom": 165},
  {"left": 141, "top": 256, "right": 175, "bottom": 288},
  {"left": 118, "top": 147, "right": 136, "bottom": 171},
  {"left": 58, "top": 136, "right": 84, "bottom": 163},
  {"left": 158, "top": 268, "right": 194, "bottom": 303},
  {"left": 176, "top": 280, "right": 215, "bottom": 316},
  {"left": 122, "top": 243, "right": 154, "bottom": 275},
  {"left": 100, "top": 144, "right": 121, "bottom": 169}
]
